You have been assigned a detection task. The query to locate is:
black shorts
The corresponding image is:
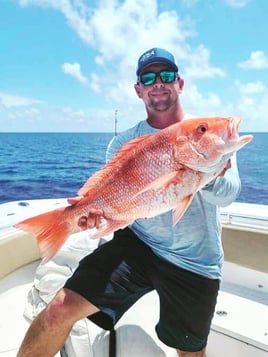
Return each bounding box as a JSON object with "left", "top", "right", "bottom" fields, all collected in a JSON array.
[{"left": 64, "top": 227, "right": 219, "bottom": 352}]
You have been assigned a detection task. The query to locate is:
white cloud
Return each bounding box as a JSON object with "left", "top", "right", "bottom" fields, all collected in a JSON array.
[
  {"left": 8, "top": 107, "right": 40, "bottom": 120},
  {"left": 18, "top": 0, "right": 222, "bottom": 81},
  {"left": 62, "top": 62, "right": 88, "bottom": 83},
  {"left": 12, "top": 0, "right": 266, "bottom": 132},
  {"left": 235, "top": 80, "right": 266, "bottom": 95},
  {"left": 90, "top": 73, "right": 101, "bottom": 94},
  {"left": 62, "top": 107, "right": 87, "bottom": 122},
  {"left": 0, "top": 92, "right": 41, "bottom": 108},
  {"left": 224, "top": 0, "right": 250, "bottom": 8},
  {"left": 235, "top": 93, "right": 268, "bottom": 131},
  {"left": 19, "top": 0, "right": 95, "bottom": 44},
  {"left": 58, "top": 106, "right": 118, "bottom": 131},
  {"left": 238, "top": 51, "right": 268, "bottom": 70},
  {"left": 183, "top": 45, "right": 226, "bottom": 79},
  {"left": 181, "top": 84, "right": 223, "bottom": 116},
  {"left": 75, "top": 1, "right": 223, "bottom": 103}
]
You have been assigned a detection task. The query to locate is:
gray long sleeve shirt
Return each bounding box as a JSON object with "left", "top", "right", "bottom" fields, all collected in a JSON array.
[{"left": 106, "top": 119, "right": 241, "bottom": 279}]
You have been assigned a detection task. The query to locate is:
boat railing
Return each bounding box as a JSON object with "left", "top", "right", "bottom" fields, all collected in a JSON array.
[{"left": 220, "top": 211, "right": 268, "bottom": 232}]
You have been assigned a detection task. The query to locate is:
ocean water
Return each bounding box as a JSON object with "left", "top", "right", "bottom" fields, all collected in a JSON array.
[{"left": 0, "top": 132, "right": 267, "bottom": 205}]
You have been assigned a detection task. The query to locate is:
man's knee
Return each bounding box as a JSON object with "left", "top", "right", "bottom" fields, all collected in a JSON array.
[
  {"left": 44, "top": 288, "right": 99, "bottom": 327},
  {"left": 176, "top": 347, "right": 206, "bottom": 357}
]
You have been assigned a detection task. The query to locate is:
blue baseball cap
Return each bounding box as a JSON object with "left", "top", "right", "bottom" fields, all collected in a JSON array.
[{"left": 136, "top": 47, "right": 178, "bottom": 75}]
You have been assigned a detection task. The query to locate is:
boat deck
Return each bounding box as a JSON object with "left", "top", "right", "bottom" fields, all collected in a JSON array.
[
  {"left": 0, "top": 199, "right": 268, "bottom": 356},
  {"left": 1, "top": 259, "right": 268, "bottom": 357}
]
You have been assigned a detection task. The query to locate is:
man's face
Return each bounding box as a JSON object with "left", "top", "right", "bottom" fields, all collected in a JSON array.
[{"left": 134, "top": 63, "right": 183, "bottom": 112}]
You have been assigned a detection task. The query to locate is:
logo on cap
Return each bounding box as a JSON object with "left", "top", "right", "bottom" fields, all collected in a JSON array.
[
  {"left": 139, "top": 49, "right": 156, "bottom": 63},
  {"left": 136, "top": 47, "right": 178, "bottom": 75}
]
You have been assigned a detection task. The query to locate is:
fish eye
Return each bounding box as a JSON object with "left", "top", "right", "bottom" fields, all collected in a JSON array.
[{"left": 197, "top": 124, "right": 208, "bottom": 133}]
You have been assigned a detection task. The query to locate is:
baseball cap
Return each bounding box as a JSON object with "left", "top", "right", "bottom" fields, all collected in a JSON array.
[{"left": 136, "top": 47, "right": 178, "bottom": 75}]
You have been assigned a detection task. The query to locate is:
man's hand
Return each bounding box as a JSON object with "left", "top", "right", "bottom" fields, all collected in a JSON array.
[
  {"left": 67, "top": 196, "right": 104, "bottom": 230},
  {"left": 218, "top": 159, "right": 231, "bottom": 177}
]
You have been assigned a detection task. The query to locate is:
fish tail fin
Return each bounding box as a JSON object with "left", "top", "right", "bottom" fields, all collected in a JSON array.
[{"left": 14, "top": 207, "right": 74, "bottom": 263}]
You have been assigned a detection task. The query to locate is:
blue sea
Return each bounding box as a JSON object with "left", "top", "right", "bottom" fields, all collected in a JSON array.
[{"left": 0, "top": 132, "right": 267, "bottom": 205}]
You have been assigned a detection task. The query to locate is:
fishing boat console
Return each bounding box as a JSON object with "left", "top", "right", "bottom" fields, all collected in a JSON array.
[{"left": 0, "top": 199, "right": 267, "bottom": 356}]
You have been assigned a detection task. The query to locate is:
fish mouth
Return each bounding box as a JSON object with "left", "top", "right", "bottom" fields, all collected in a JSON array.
[
  {"left": 227, "top": 117, "right": 241, "bottom": 140},
  {"left": 227, "top": 117, "right": 253, "bottom": 146}
]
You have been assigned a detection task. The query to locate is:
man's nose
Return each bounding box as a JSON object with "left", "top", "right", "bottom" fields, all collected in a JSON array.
[{"left": 153, "top": 74, "right": 164, "bottom": 87}]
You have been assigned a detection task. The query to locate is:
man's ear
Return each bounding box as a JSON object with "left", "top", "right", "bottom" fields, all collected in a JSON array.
[
  {"left": 178, "top": 78, "right": 184, "bottom": 92},
  {"left": 134, "top": 83, "right": 142, "bottom": 98}
]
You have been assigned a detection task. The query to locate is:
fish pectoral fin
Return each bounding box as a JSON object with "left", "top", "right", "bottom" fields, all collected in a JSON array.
[
  {"left": 90, "top": 219, "right": 130, "bottom": 239},
  {"left": 134, "top": 171, "right": 184, "bottom": 198},
  {"left": 173, "top": 194, "right": 194, "bottom": 226}
]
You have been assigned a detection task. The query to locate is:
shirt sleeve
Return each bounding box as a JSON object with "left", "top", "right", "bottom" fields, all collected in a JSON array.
[
  {"left": 200, "top": 154, "right": 241, "bottom": 207},
  {"left": 105, "top": 135, "right": 126, "bottom": 163},
  {"left": 105, "top": 130, "right": 136, "bottom": 163}
]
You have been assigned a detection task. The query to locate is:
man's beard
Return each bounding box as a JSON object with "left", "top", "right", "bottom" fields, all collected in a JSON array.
[{"left": 148, "top": 93, "right": 175, "bottom": 112}]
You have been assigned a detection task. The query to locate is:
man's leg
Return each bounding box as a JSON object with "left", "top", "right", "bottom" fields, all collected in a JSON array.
[
  {"left": 176, "top": 348, "right": 207, "bottom": 357},
  {"left": 17, "top": 288, "right": 99, "bottom": 357}
]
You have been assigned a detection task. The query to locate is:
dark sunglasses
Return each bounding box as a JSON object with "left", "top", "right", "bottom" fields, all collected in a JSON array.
[{"left": 138, "top": 70, "right": 179, "bottom": 86}]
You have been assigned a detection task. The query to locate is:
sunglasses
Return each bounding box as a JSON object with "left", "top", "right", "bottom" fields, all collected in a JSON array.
[{"left": 138, "top": 70, "right": 178, "bottom": 86}]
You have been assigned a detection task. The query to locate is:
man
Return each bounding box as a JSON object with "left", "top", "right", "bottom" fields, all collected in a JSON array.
[{"left": 17, "top": 48, "right": 241, "bottom": 357}]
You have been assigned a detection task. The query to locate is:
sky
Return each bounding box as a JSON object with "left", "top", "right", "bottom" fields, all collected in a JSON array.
[{"left": 0, "top": 0, "right": 268, "bottom": 133}]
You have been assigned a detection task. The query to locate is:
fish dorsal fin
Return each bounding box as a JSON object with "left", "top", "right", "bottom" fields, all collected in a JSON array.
[
  {"left": 78, "top": 133, "right": 157, "bottom": 197},
  {"left": 173, "top": 194, "right": 194, "bottom": 226}
]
